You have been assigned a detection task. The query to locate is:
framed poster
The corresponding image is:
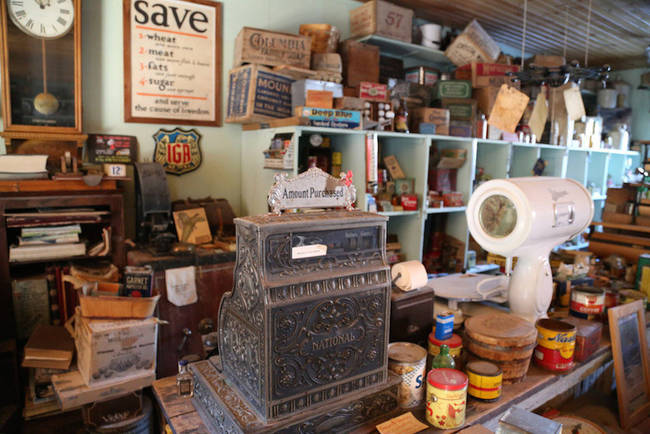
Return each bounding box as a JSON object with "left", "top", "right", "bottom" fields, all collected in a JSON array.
[
  {"left": 608, "top": 300, "right": 650, "bottom": 430},
  {"left": 123, "top": 0, "right": 222, "bottom": 126}
]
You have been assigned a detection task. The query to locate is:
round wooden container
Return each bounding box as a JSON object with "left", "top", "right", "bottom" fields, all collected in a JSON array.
[{"left": 464, "top": 313, "right": 536, "bottom": 383}]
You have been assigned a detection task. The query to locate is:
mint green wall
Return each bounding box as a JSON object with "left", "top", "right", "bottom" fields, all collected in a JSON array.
[
  {"left": 81, "top": 0, "right": 361, "bottom": 216},
  {"left": 616, "top": 67, "right": 650, "bottom": 142}
]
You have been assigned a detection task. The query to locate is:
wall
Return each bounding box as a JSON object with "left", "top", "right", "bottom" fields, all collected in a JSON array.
[
  {"left": 616, "top": 67, "right": 650, "bottom": 142},
  {"left": 81, "top": 0, "right": 361, "bottom": 218}
]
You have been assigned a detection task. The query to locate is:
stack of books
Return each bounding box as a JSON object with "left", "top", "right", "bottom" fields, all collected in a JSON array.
[
  {"left": 9, "top": 224, "right": 86, "bottom": 262},
  {"left": 0, "top": 154, "right": 48, "bottom": 180}
]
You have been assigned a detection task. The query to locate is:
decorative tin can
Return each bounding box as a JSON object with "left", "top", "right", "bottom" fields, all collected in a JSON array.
[
  {"left": 534, "top": 319, "right": 576, "bottom": 372},
  {"left": 428, "top": 333, "right": 462, "bottom": 368},
  {"left": 569, "top": 287, "right": 605, "bottom": 319},
  {"left": 387, "top": 342, "right": 427, "bottom": 408},
  {"left": 434, "top": 311, "right": 454, "bottom": 340},
  {"left": 123, "top": 265, "right": 154, "bottom": 297},
  {"left": 604, "top": 288, "right": 619, "bottom": 310},
  {"left": 426, "top": 368, "right": 468, "bottom": 429},
  {"left": 466, "top": 360, "right": 502, "bottom": 402}
]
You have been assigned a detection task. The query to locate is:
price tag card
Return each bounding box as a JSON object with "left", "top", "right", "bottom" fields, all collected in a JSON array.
[
  {"left": 488, "top": 85, "right": 530, "bottom": 133},
  {"left": 376, "top": 412, "right": 428, "bottom": 434},
  {"left": 563, "top": 85, "right": 586, "bottom": 121},
  {"left": 529, "top": 92, "right": 549, "bottom": 139}
]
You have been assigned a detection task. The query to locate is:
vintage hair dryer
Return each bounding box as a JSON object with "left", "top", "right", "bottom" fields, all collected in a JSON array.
[{"left": 466, "top": 177, "right": 594, "bottom": 322}]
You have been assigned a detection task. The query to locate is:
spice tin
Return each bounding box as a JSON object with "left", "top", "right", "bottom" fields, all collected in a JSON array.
[
  {"left": 569, "top": 287, "right": 605, "bottom": 319},
  {"left": 387, "top": 342, "right": 427, "bottom": 408},
  {"left": 534, "top": 319, "right": 576, "bottom": 372},
  {"left": 405, "top": 66, "right": 440, "bottom": 87},
  {"left": 426, "top": 368, "right": 468, "bottom": 429},
  {"left": 434, "top": 311, "right": 454, "bottom": 340},
  {"left": 428, "top": 332, "right": 462, "bottom": 369},
  {"left": 123, "top": 265, "right": 154, "bottom": 297},
  {"left": 466, "top": 360, "right": 502, "bottom": 402}
]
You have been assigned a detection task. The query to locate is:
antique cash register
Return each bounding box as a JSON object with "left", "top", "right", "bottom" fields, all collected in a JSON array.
[{"left": 190, "top": 168, "right": 401, "bottom": 432}]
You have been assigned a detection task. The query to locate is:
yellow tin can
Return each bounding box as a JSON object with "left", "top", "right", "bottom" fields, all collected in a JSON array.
[
  {"left": 466, "top": 360, "right": 502, "bottom": 402},
  {"left": 426, "top": 368, "right": 468, "bottom": 429},
  {"left": 534, "top": 319, "right": 576, "bottom": 372}
]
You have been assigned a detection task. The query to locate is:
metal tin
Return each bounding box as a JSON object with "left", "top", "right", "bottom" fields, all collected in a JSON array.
[
  {"left": 405, "top": 66, "right": 440, "bottom": 87},
  {"left": 434, "top": 311, "right": 454, "bottom": 340},
  {"left": 426, "top": 368, "right": 468, "bottom": 429},
  {"left": 466, "top": 360, "right": 502, "bottom": 402},
  {"left": 604, "top": 288, "right": 619, "bottom": 310},
  {"left": 428, "top": 333, "right": 462, "bottom": 370},
  {"left": 569, "top": 287, "right": 605, "bottom": 318},
  {"left": 123, "top": 265, "right": 154, "bottom": 297},
  {"left": 388, "top": 342, "right": 427, "bottom": 408},
  {"left": 534, "top": 319, "right": 576, "bottom": 372}
]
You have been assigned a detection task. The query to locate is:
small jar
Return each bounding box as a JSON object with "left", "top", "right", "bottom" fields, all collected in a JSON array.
[{"left": 176, "top": 360, "right": 194, "bottom": 397}]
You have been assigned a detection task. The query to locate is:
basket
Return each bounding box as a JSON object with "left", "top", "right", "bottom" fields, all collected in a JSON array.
[{"left": 78, "top": 293, "right": 160, "bottom": 319}]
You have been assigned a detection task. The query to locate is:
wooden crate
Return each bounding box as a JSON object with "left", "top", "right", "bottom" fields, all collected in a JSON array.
[
  {"left": 445, "top": 20, "right": 500, "bottom": 66},
  {"left": 349, "top": 0, "right": 413, "bottom": 43},
  {"left": 225, "top": 64, "right": 293, "bottom": 124},
  {"left": 234, "top": 27, "right": 311, "bottom": 69},
  {"left": 340, "top": 40, "right": 379, "bottom": 87}
]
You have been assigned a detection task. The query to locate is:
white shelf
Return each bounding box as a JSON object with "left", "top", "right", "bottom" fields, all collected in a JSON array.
[
  {"left": 355, "top": 34, "right": 454, "bottom": 71},
  {"left": 378, "top": 210, "right": 419, "bottom": 217},
  {"left": 592, "top": 194, "right": 607, "bottom": 201},
  {"left": 426, "top": 206, "right": 466, "bottom": 214}
]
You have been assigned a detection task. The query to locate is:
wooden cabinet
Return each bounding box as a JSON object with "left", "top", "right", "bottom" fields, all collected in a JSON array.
[{"left": 127, "top": 250, "right": 235, "bottom": 377}]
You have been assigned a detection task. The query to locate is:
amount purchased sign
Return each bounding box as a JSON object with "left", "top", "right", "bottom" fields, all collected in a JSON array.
[{"left": 124, "top": 0, "right": 222, "bottom": 126}]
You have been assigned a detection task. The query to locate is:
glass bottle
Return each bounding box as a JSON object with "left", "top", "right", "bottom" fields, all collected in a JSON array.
[
  {"left": 431, "top": 344, "right": 456, "bottom": 370},
  {"left": 395, "top": 99, "right": 409, "bottom": 133},
  {"left": 177, "top": 360, "right": 194, "bottom": 397}
]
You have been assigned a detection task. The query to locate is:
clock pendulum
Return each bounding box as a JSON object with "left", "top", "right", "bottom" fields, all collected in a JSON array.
[{"left": 34, "top": 38, "right": 59, "bottom": 115}]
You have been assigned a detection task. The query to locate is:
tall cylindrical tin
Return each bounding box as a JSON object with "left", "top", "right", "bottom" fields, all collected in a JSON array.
[
  {"left": 387, "top": 342, "right": 427, "bottom": 408},
  {"left": 426, "top": 368, "right": 468, "bottom": 429},
  {"left": 466, "top": 360, "right": 502, "bottom": 402},
  {"left": 534, "top": 319, "right": 576, "bottom": 372}
]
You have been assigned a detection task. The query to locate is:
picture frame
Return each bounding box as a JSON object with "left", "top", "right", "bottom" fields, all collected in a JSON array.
[
  {"left": 123, "top": 0, "right": 222, "bottom": 126},
  {"left": 173, "top": 208, "right": 212, "bottom": 245},
  {"left": 607, "top": 300, "right": 650, "bottom": 430}
]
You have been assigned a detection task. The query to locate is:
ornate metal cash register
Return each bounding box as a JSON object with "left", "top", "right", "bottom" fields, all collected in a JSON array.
[{"left": 190, "top": 168, "right": 400, "bottom": 432}]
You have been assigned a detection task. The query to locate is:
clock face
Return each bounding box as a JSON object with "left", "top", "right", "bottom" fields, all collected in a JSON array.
[{"left": 7, "top": 0, "right": 74, "bottom": 39}]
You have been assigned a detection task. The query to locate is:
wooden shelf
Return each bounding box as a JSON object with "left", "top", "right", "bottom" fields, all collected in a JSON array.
[
  {"left": 0, "top": 179, "right": 117, "bottom": 193},
  {"left": 426, "top": 206, "right": 466, "bottom": 214},
  {"left": 9, "top": 254, "right": 111, "bottom": 266},
  {"left": 591, "top": 221, "right": 650, "bottom": 233},
  {"left": 378, "top": 211, "right": 419, "bottom": 217}
]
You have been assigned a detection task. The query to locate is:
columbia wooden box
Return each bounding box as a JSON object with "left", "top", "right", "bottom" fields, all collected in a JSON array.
[
  {"left": 234, "top": 27, "right": 311, "bottom": 69},
  {"left": 350, "top": 0, "right": 413, "bottom": 43},
  {"left": 226, "top": 64, "right": 294, "bottom": 124},
  {"left": 74, "top": 313, "right": 158, "bottom": 386}
]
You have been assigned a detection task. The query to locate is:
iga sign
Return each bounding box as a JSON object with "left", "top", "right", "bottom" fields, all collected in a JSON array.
[{"left": 153, "top": 128, "right": 202, "bottom": 175}]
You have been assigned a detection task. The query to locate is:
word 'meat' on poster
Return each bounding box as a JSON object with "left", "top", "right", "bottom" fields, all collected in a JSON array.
[{"left": 129, "top": 0, "right": 217, "bottom": 123}]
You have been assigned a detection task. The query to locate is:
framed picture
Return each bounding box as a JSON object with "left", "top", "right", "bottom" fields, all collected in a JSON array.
[
  {"left": 608, "top": 300, "right": 650, "bottom": 429},
  {"left": 123, "top": 0, "right": 222, "bottom": 126},
  {"left": 173, "top": 208, "right": 212, "bottom": 245}
]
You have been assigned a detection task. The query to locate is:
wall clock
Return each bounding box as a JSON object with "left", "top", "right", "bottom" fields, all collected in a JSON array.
[{"left": 0, "top": 0, "right": 82, "bottom": 135}]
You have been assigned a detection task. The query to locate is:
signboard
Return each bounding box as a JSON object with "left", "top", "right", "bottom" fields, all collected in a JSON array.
[
  {"left": 87, "top": 134, "right": 138, "bottom": 164},
  {"left": 267, "top": 167, "right": 357, "bottom": 215},
  {"left": 153, "top": 128, "right": 202, "bottom": 175},
  {"left": 124, "top": 0, "right": 222, "bottom": 126}
]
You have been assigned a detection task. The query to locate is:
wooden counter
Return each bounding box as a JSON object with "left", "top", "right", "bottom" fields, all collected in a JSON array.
[{"left": 152, "top": 339, "right": 612, "bottom": 433}]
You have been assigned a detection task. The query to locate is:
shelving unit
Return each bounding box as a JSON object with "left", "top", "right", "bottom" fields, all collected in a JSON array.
[
  {"left": 241, "top": 126, "right": 639, "bottom": 267},
  {"left": 355, "top": 34, "right": 455, "bottom": 71}
]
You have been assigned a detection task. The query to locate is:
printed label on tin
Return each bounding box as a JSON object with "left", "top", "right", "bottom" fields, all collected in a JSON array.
[
  {"left": 388, "top": 359, "right": 426, "bottom": 408},
  {"left": 291, "top": 244, "right": 327, "bottom": 259},
  {"left": 425, "top": 387, "right": 466, "bottom": 428}
]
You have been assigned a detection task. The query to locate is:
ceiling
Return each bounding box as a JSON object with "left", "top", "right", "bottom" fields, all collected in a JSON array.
[{"left": 377, "top": 0, "right": 650, "bottom": 70}]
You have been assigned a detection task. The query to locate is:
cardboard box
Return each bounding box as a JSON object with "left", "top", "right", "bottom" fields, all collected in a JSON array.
[
  {"left": 433, "top": 80, "right": 472, "bottom": 100},
  {"left": 437, "top": 149, "right": 467, "bottom": 169},
  {"left": 294, "top": 107, "right": 361, "bottom": 129},
  {"left": 450, "top": 120, "right": 473, "bottom": 137},
  {"left": 532, "top": 54, "right": 566, "bottom": 68},
  {"left": 384, "top": 155, "right": 405, "bottom": 179},
  {"left": 292, "top": 79, "right": 343, "bottom": 110},
  {"left": 74, "top": 314, "right": 157, "bottom": 386},
  {"left": 380, "top": 56, "right": 404, "bottom": 84},
  {"left": 234, "top": 27, "right": 311, "bottom": 69},
  {"left": 357, "top": 82, "right": 388, "bottom": 102},
  {"left": 445, "top": 20, "right": 500, "bottom": 66},
  {"left": 334, "top": 96, "right": 366, "bottom": 111},
  {"left": 52, "top": 370, "right": 154, "bottom": 410},
  {"left": 340, "top": 40, "right": 380, "bottom": 87},
  {"left": 311, "top": 53, "right": 343, "bottom": 73},
  {"left": 442, "top": 98, "right": 477, "bottom": 121},
  {"left": 350, "top": 0, "right": 414, "bottom": 43},
  {"left": 474, "top": 86, "right": 500, "bottom": 116},
  {"left": 226, "top": 64, "right": 293, "bottom": 124},
  {"left": 306, "top": 90, "right": 333, "bottom": 109},
  {"left": 455, "top": 62, "right": 520, "bottom": 87},
  {"left": 411, "top": 108, "right": 450, "bottom": 135}
]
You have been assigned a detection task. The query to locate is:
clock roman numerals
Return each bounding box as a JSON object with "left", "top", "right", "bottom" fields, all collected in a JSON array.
[
  {"left": 26, "top": 18, "right": 33, "bottom": 29},
  {"left": 10, "top": 0, "right": 23, "bottom": 6},
  {"left": 60, "top": 9, "right": 70, "bottom": 14},
  {"left": 8, "top": 0, "right": 74, "bottom": 38},
  {"left": 14, "top": 10, "right": 25, "bottom": 18},
  {"left": 56, "top": 17, "right": 66, "bottom": 26}
]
